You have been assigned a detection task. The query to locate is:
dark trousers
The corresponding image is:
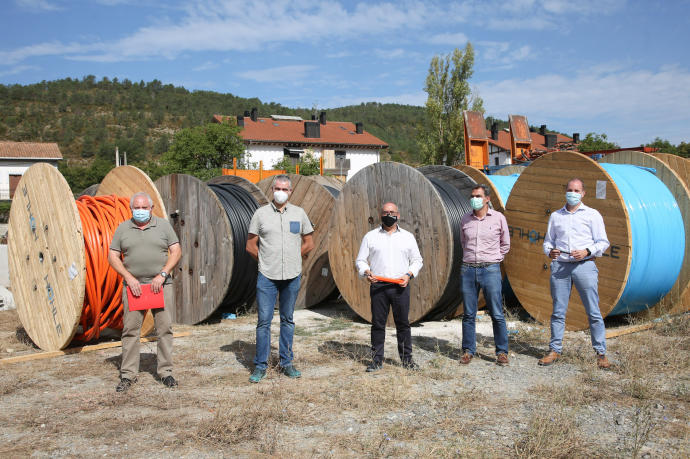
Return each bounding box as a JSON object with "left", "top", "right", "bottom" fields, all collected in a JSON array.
[{"left": 370, "top": 283, "right": 412, "bottom": 364}]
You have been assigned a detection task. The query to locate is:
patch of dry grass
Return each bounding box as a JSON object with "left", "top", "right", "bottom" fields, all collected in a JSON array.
[{"left": 513, "top": 404, "right": 589, "bottom": 459}]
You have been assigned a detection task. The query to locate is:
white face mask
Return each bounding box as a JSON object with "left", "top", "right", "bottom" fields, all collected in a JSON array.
[{"left": 273, "top": 190, "right": 289, "bottom": 204}]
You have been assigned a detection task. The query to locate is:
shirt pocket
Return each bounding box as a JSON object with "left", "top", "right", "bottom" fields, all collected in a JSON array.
[{"left": 289, "top": 221, "right": 301, "bottom": 234}]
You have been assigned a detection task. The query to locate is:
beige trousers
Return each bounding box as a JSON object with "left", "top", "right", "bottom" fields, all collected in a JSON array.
[{"left": 120, "top": 284, "right": 173, "bottom": 380}]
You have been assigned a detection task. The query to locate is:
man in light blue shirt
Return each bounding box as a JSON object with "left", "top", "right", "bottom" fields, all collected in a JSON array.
[{"left": 539, "top": 178, "right": 612, "bottom": 369}]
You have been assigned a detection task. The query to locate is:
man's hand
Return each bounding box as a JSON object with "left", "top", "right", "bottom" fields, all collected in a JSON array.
[
  {"left": 571, "top": 249, "right": 589, "bottom": 260},
  {"left": 400, "top": 273, "right": 411, "bottom": 288},
  {"left": 365, "top": 270, "right": 378, "bottom": 284},
  {"left": 126, "top": 275, "right": 142, "bottom": 297},
  {"left": 151, "top": 274, "right": 165, "bottom": 294},
  {"left": 549, "top": 249, "right": 561, "bottom": 260}
]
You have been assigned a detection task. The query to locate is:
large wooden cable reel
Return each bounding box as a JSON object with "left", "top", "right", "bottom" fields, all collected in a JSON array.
[
  {"left": 329, "top": 162, "right": 453, "bottom": 324},
  {"left": 8, "top": 165, "right": 165, "bottom": 351}
]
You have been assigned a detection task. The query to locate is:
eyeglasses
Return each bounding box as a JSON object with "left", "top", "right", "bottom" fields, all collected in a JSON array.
[{"left": 273, "top": 187, "right": 290, "bottom": 192}]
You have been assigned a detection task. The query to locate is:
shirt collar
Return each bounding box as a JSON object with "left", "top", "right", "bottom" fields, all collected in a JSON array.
[
  {"left": 128, "top": 215, "right": 157, "bottom": 228},
  {"left": 270, "top": 202, "right": 290, "bottom": 213},
  {"left": 379, "top": 224, "right": 401, "bottom": 233},
  {"left": 559, "top": 202, "right": 590, "bottom": 214},
  {"left": 471, "top": 207, "right": 494, "bottom": 219}
]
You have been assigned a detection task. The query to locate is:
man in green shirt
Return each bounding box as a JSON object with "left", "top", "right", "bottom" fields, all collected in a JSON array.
[
  {"left": 109, "top": 192, "right": 181, "bottom": 393},
  {"left": 246, "top": 175, "right": 314, "bottom": 383}
]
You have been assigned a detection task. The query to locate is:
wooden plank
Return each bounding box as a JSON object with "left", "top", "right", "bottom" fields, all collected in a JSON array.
[
  {"left": 155, "top": 174, "right": 233, "bottom": 324},
  {"left": 8, "top": 164, "right": 86, "bottom": 351},
  {"left": 504, "top": 151, "right": 631, "bottom": 331},
  {"left": 328, "top": 162, "right": 452, "bottom": 324},
  {"left": 0, "top": 331, "right": 192, "bottom": 366},
  {"left": 493, "top": 165, "right": 526, "bottom": 176},
  {"left": 605, "top": 323, "right": 655, "bottom": 339}
]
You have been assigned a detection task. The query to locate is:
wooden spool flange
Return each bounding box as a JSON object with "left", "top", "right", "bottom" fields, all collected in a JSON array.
[
  {"left": 493, "top": 165, "right": 526, "bottom": 176},
  {"left": 329, "top": 162, "right": 452, "bottom": 324},
  {"left": 504, "top": 151, "right": 632, "bottom": 331},
  {"left": 257, "top": 174, "right": 343, "bottom": 309},
  {"left": 599, "top": 151, "right": 690, "bottom": 315},
  {"left": 453, "top": 165, "right": 506, "bottom": 213},
  {"left": 154, "top": 174, "right": 233, "bottom": 324},
  {"left": 8, "top": 165, "right": 164, "bottom": 351}
]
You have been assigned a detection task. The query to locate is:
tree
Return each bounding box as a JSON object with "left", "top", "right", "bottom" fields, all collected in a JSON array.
[
  {"left": 272, "top": 151, "right": 321, "bottom": 175},
  {"left": 417, "top": 43, "right": 484, "bottom": 165},
  {"left": 162, "top": 122, "right": 244, "bottom": 180},
  {"left": 577, "top": 133, "right": 619, "bottom": 152},
  {"left": 645, "top": 137, "right": 677, "bottom": 155},
  {"left": 676, "top": 142, "right": 690, "bottom": 158}
]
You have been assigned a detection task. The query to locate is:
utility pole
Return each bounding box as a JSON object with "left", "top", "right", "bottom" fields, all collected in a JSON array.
[{"left": 115, "top": 146, "right": 120, "bottom": 167}]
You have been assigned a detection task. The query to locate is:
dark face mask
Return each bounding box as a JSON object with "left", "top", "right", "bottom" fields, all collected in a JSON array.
[{"left": 381, "top": 215, "right": 398, "bottom": 227}]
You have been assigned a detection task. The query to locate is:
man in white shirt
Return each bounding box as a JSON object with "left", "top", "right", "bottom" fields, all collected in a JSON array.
[
  {"left": 539, "top": 178, "right": 612, "bottom": 369},
  {"left": 356, "top": 202, "right": 423, "bottom": 372}
]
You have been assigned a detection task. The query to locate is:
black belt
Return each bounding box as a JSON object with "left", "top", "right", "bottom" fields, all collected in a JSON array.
[{"left": 462, "top": 262, "right": 498, "bottom": 268}]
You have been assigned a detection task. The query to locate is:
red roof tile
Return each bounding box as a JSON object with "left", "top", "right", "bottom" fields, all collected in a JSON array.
[
  {"left": 0, "top": 141, "right": 63, "bottom": 159},
  {"left": 213, "top": 115, "right": 388, "bottom": 149}
]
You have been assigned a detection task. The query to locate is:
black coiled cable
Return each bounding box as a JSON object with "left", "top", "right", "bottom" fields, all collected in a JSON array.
[
  {"left": 423, "top": 176, "right": 473, "bottom": 320},
  {"left": 208, "top": 183, "right": 260, "bottom": 313}
]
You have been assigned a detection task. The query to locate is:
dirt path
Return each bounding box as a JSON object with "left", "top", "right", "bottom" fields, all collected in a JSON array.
[{"left": 0, "top": 302, "right": 687, "bottom": 458}]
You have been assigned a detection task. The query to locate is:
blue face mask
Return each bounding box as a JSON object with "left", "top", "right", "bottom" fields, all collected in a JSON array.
[
  {"left": 132, "top": 209, "right": 151, "bottom": 223},
  {"left": 470, "top": 197, "right": 484, "bottom": 211},
  {"left": 565, "top": 192, "right": 582, "bottom": 206}
]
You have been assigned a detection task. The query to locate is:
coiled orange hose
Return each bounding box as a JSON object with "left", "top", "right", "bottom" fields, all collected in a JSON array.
[{"left": 74, "top": 195, "right": 131, "bottom": 342}]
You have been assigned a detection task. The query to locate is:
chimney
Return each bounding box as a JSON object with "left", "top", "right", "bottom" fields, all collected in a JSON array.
[
  {"left": 244, "top": 110, "right": 250, "bottom": 117},
  {"left": 545, "top": 133, "right": 557, "bottom": 149},
  {"left": 319, "top": 111, "right": 327, "bottom": 125},
  {"left": 491, "top": 122, "right": 499, "bottom": 141},
  {"left": 540, "top": 124, "right": 546, "bottom": 136},
  {"left": 355, "top": 122, "right": 363, "bottom": 134},
  {"left": 237, "top": 115, "right": 244, "bottom": 127},
  {"left": 311, "top": 114, "right": 317, "bottom": 120},
  {"left": 304, "top": 121, "right": 320, "bottom": 138},
  {"left": 573, "top": 133, "right": 580, "bottom": 143},
  {"left": 250, "top": 107, "right": 258, "bottom": 122}
]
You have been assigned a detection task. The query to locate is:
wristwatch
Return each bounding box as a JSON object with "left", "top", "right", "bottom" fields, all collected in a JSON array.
[
  {"left": 160, "top": 271, "right": 169, "bottom": 279},
  {"left": 585, "top": 248, "right": 591, "bottom": 256}
]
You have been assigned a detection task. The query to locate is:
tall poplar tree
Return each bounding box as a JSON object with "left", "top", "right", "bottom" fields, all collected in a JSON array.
[{"left": 418, "top": 43, "right": 484, "bottom": 165}]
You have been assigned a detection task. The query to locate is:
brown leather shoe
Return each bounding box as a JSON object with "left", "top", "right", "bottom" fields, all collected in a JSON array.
[
  {"left": 460, "top": 352, "right": 473, "bottom": 365},
  {"left": 597, "top": 354, "right": 611, "bottom": 369},
  {"left": 538, "top": 351, "right": 560, "bottom": 366},
  {"left": 496, "top": 353, "right": 509, "bottom": 366}
]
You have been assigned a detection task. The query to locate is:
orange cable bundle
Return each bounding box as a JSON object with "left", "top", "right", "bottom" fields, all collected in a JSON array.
[{"left": 74, "top": 195, "right": 131, "bottom": 342}]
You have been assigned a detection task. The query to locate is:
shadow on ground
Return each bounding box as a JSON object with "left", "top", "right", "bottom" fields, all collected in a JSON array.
[
  {"left": 105, "top": 352, "right": 159, "bottom": 379},
  {"left": 317, "top": 340, "right": 398, "bottom": 367}
]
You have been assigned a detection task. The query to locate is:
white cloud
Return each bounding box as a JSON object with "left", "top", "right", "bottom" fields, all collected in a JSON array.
[
  {"left": 0, "top": 64, "right": 39, "bottom": 77},
  {"left": 236, "top": 65, "right": 317, "bottom": 83},
  {"left": 478, "top": 65, "right": 690, "bottom": 145},
  {"left": 476, "top": 41, "right": 534, "bottom": 70},
  {"left": 192, "top": 61, "right": 219, "bottom": 72},
  {"left": 15, "top": 0, "right": 61, "bottom": 11},
  {"left": 426, "top": 32, "right": 468, "bottom": 45}
]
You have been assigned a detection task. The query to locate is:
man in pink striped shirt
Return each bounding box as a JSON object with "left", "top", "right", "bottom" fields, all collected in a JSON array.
[{"left": 459, "top": 184, "right": 510, "bottom": 366}]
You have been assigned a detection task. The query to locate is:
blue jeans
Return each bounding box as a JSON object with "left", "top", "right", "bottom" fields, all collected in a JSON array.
[
  {"left": 461, "top": 263, "right": 508, "bottom": 355},
  {"left": 254, "top": 272, "right": 301, "bottom": 370},
  {"left": 549, "top": 260, "right": 606, "bottom": 354}
]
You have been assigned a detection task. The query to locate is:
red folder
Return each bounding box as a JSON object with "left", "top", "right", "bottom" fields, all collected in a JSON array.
[
  {"left": 372, "top": 275, "right": 406, "bottom": 285},
  {"left": 127, "top": 284, "right": 165, "bottom": 311}
]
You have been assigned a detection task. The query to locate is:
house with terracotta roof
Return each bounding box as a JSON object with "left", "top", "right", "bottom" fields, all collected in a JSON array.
[
  {"left": 0, "top": 141, "right": 62, "bottom": 199},
  {"left": 213, "top": 110, "right": 388, "bottom": 180},
  {"left": 486, "top": 124, "right": 575, "bottom": 166}
]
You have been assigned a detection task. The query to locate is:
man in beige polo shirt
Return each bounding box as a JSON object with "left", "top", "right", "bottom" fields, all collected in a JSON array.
[
  {"left": 108, "top": 192, "right": 181, "bottom": 393},
  {"left": 246, "top": 175, "right": 314, "bottom": 383}
]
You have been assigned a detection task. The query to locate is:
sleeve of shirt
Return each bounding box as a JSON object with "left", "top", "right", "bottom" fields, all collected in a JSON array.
[
  {"left": 162, "top": 219, "right": 179, "bottom": 246},
  {"left": 406, "top": 234, "right": 423, "bottom": 278},
  {"left": 589, "top": 210, "right": 610, "bottom": 257},
  {"left": 543, "top": 213, "right": 556, "bottom": 256},
  {"left": 460, "top": 213, "right": 468, "bottom": 250},
  {"left": 301, "top": 209, "right": 314, "bottom": 235},
  {"left": 248, "top": 209, "right": 260, "bottom": 236},
  {"left": 109, "top": 223, "right": 124, "bottom": 252},
  {"left": 499, "top": 213, "right": 510, "bottom": 257},
  {"left": 355, "top": 233, "right": 371, "bottom": 277}
]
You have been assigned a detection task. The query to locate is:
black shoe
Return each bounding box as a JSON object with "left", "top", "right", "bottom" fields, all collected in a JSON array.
[
  {"left": 161, "top": 376, "right": 178, "bottom": 388},
  {"left": 366, "top": 362, "right": 382, "bottom": 372},
  {"left": 402, "top": 360, "right": 420, "bottom": 370},
  {"left": 116, "top": 378, "right": 134, "bottom": 393}
]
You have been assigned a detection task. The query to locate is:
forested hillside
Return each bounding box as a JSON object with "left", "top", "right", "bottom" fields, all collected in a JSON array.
[{"left": 0, "top": 76, "right": 425, "bottom": 175}]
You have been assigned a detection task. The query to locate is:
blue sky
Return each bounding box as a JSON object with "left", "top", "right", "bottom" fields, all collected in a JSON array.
[{"left": 1, "top": 0, "right": 689, "bottom": 147}]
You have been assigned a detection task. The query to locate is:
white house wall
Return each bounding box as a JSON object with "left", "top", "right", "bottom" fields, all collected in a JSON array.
[
  {"left": 0, "top": 160, "right": 58, "bottom": 200},
  {"left": 489, "top": 145, "right": 512, "bottom": 166},
  {"left": 243, "top": 145, "right": 380, "bottom": 181}
]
